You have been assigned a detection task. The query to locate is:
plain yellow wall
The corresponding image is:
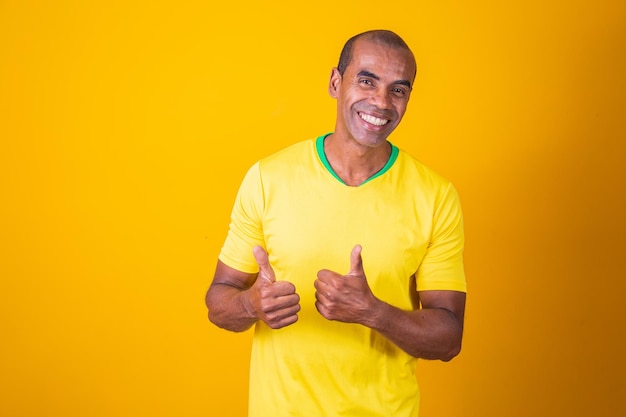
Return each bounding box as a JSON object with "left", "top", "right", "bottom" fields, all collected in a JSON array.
[{"left": 1, "top": 1, "right": 625, "bottom": 416}]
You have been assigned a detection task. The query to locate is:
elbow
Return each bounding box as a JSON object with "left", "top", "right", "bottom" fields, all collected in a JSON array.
[
  {"left": 207, "top": 307, "right": 253, "bottom": 333},
  {"left": 205, "top": 294, "right": 226, "bottom": 329},
  {"left": 207, "top": 309, "right": 220, "bottom": 327},
  {"left": 439, "top": 328, "right": 463, "bottom": 361},
  {"left": 440, "top": 342, "right": 462, "bottom": 362},
  {"left": 205, "top": 291, "right": 226, "bottom": 328},
  {"left": 205, "top": 286, "right": 254, "bottom": 333},
  {"left": 408, "top": 336, "right": 462, "bottom": 361},
  {"left": 207, "top": 308, "right": 232, "bottom": 331},
  {"left": 439, "top": 311, "right": 464, "bottom": 361}
]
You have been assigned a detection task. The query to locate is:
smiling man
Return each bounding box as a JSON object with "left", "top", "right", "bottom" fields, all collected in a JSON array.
[{"left": 205, "top": 30, "right": 467, "bottom": 417}]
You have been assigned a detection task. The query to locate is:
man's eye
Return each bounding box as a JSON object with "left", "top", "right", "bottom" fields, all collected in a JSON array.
[
  {"left": 392, "top": 88, "right": 407, "bottom": 97},
  {"left": 360, "top": 79, "right": 374, "bottom": 86}
]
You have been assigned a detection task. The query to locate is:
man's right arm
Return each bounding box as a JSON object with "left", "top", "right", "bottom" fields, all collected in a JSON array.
[{"left": 205, "top": 247, "right": 301, "bottom": 332}]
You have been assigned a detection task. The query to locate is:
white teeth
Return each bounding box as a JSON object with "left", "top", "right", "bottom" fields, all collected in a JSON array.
[{"left": 360, "top": 113, "right": 389, "bottom": 126}]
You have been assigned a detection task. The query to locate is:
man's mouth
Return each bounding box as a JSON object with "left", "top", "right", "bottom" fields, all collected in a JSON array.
[{"left": 359, "top": 112, "right": 390, "bottom": 126}]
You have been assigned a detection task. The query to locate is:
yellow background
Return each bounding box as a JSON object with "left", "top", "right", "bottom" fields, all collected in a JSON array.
[{"left": 1, "top": 1, "right": 625, "bottom": 416}]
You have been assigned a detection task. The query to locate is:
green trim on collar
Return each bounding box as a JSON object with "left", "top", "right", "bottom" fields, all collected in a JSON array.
[{"left": 315, "top": 133, "right": 399, "bottom": 186}]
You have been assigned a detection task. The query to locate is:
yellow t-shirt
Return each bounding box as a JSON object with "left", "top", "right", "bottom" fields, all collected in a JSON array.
[{"left": 219, "top": 135, "right": 466, "bottom": 417}]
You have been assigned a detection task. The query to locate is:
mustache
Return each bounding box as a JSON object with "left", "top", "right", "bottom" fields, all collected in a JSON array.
[{"left": 356, "top": 106, "right": 395, "bottom": 120}]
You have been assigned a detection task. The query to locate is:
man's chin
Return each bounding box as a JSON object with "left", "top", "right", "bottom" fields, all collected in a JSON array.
[{"left": 354, "top": 135, "right": 391, "bottom": 149}]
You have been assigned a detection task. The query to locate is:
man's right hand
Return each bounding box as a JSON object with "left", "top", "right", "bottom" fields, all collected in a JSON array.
[{"left": 245, "top": 246, "right": 300, "bottom": 329}]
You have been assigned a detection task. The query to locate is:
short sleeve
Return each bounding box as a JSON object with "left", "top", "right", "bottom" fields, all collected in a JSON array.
[
  {"left": 415, "top": 183, "right": 467, "bottom": 292},
  {"left": 218, "top": 162, "right": 265, "bottom": 273}
]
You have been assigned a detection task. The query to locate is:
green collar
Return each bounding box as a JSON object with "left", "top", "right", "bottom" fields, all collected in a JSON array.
[{"left": 315, "top": 133, "right": 399, "bottom": 186}]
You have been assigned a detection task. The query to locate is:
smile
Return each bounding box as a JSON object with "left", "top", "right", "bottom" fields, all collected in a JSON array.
[{"left": 359, "top": 113, "right": 389, "bottom": 126}]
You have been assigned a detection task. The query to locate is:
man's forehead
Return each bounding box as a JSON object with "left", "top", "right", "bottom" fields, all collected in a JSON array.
[{"left": 348, "top": 40, "right": 416, "bottom": 82}]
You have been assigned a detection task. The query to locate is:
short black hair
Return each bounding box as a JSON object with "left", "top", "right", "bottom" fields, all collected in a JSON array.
[{"left": 337, "top": 30, "right": 415, "bottom": 76}]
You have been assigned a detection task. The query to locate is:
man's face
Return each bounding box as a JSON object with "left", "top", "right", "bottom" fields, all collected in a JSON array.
[{"left": 329, "top": 39, "right": 416, "bottom": 148}]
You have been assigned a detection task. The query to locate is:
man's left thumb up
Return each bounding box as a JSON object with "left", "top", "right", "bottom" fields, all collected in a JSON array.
[{"left": 347, "top": 244, "right": 364, "bottom": 278}]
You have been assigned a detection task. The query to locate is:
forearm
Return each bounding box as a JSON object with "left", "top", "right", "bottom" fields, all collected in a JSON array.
[
  {"left": 206, "top": 283, "right": 257, "bottom": 332},
  {"left": 366, "top": 300, "right": 464, "bottom": 361}
]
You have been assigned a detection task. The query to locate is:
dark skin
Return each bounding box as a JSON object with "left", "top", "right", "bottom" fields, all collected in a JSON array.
[
  {"left": 206, "top": 37, "right": 466, "bottom": 361},
  {"left": 314, "top": 245, "right": 465, "bottom": 361},
  {"left": 207, "top": 246, "right": 301, "bottom": 332}
]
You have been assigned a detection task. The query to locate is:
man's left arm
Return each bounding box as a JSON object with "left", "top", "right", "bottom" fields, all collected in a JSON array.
[
  {"left": 315, "top": 245, "right": 465, "bottom": 361},
  {"left": 366, "top": 288, "right": 465, "bottom": 361}
]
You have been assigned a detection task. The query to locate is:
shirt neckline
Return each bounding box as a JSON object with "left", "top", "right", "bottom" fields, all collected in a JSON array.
[{"left": 315, "top": 133, "right": 399, "bottom": 186}]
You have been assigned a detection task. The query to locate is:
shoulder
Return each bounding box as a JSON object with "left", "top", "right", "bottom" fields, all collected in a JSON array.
[
  {"left": 393, "top": 147, "right": 455, "bottom": 191},
  {"left": 256, "top": 138, "right": 318, "bottom": 178},
  {"left": 259, "top": 139, "right": 315, "bottom": 165}
]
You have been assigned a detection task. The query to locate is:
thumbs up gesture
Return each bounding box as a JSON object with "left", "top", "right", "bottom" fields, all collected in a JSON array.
[
  {"left": 249, "top": 246, "right": 300, "bottom": 329},
  {"left": 314, "top": 245, "right": 378, "bottom": 324}
]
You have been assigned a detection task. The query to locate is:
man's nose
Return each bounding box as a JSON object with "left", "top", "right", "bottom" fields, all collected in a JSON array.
[{"left": 369, "top": 87, "right": 392, "bottom": 109}]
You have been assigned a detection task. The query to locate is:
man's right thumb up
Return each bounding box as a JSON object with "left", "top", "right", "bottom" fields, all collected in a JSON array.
[{"left": 253, "top": 245, "right": 276, "bottom": 284}]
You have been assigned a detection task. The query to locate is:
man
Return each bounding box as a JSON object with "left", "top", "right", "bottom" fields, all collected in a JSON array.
[{"left": 206, "top": 29, "right": 466, "bottom": 417}]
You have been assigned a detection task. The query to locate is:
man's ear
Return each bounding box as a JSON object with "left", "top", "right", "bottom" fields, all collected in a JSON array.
[{"left": 328, "top": 67, "right": 341, "bottom": 98}]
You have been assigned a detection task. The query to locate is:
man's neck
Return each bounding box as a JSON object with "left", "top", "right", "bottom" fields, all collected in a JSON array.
[{"left": 323, "top": 133, "right": 392, "bottom": 187}]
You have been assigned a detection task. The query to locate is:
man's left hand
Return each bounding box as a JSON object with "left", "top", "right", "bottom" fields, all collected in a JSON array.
[{"left": 314, "top": 245, "right": 378, "bottom": 324}]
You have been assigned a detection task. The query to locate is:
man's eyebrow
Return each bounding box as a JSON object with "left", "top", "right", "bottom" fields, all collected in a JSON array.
[
  {"left": 395, "top": 79, "right": 412, "bottom": 89},
  {"left": 357, "top": 70, "right": 380, "bottom": 80},
  {"left": 357, "top": 70, "right": 412, "bottom": 89}
]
